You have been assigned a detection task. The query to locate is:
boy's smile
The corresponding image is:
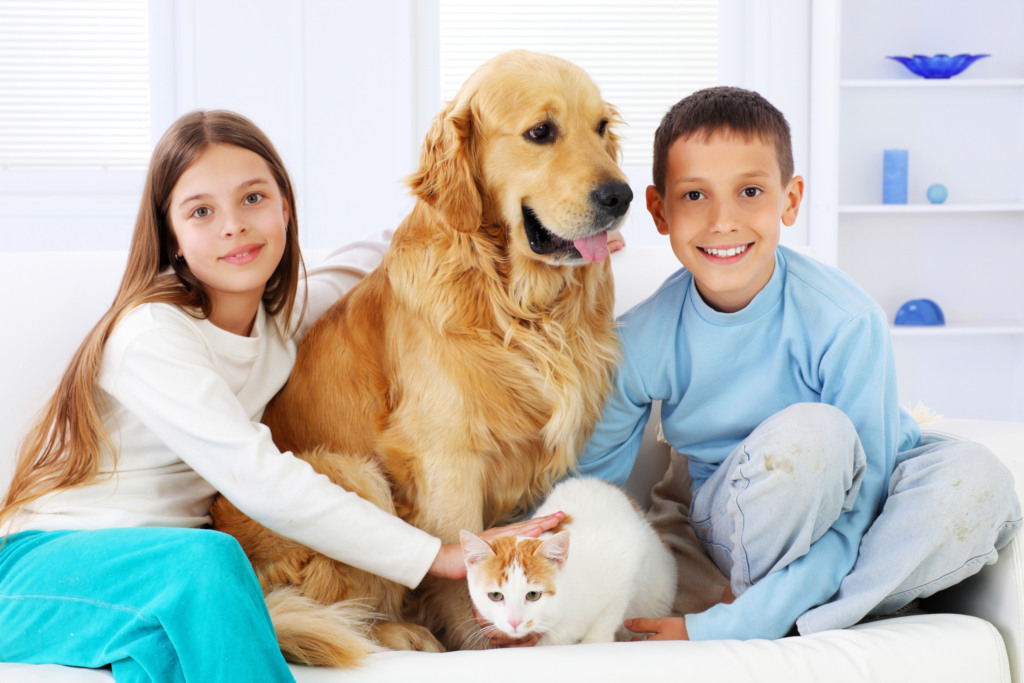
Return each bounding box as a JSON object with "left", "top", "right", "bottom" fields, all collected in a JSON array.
[{"left": 646, "top": 130, "right": 803, "bottom": 313}]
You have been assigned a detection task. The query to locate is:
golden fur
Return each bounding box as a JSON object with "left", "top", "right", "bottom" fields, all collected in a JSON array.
[{"left": 211, "top": 50, "right": 626, "bottom": 665}]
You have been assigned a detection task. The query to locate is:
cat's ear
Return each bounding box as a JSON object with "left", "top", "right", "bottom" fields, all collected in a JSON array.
[
  {"left": 460, "top": 530, "right": 495, "bottom": 566},
  {"left": 535, "top": 530, "right": 570, "bottom": 569}
]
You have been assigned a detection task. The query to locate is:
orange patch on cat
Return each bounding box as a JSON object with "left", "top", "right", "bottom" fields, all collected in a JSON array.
[
  {"left": 549, "top": 513, "right": 574, "bottom": 535},
  {"left": 478, "top": 537, "right": 558, "bottom": 593}
]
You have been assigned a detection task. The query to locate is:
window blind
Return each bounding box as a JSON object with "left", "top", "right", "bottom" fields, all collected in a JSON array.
[
  {"left": 0, "top": 0, "right": 150, "bottom": 168},
  {"left": 440, "top": 0, "right": 718, "bottom": 167}
]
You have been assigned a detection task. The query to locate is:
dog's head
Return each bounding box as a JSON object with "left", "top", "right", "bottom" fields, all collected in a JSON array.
[{"left": 408, "top": 50, "right": 631, "bottom": 267}]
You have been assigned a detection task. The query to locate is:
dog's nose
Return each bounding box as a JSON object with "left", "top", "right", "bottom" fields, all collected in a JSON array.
[{"left": 591, "top": 182, "right": 633, "bottom": 218}]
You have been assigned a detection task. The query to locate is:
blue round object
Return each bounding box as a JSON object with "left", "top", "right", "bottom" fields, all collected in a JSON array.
[
  {"left": 894, "top": 299, "right": 945, "bottom": 326},
  {"left": 927, "top": 184, "right": 948, "bottom": 204}
]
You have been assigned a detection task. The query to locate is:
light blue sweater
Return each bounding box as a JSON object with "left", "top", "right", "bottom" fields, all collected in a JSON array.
[{"left": 578, "top": 245, "right": 921, "bottom": 640}]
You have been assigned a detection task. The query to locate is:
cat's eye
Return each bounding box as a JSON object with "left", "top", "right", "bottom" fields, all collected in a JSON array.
[
  {"left": 526, "top": 591, "right": 542, "bottom": 601},
  {"left": 488, "top": 592, "right": 503, "bottom": 602}
]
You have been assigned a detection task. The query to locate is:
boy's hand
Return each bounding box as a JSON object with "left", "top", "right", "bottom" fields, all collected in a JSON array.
[
  {"left": 624, "top": 617, "right": 689, "bottom": 641},
  {"left": 607, "top": 229, "right": 626, "bottom": 253},
  {"left": 473, "top": 606, "right": 542, "bottom": 648}
]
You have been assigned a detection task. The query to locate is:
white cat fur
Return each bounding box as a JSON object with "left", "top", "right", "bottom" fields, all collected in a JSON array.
[{"left": 461, "top": 477, "right": 677, "bottom": 645}]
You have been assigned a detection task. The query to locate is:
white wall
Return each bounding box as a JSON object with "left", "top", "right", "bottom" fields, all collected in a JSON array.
[
  {"left": 621, "top": 0, "right": 812, "bottom": 249},
  {"left": 719, "top": 0, "right": 811, "bottom": 248},
  {"left": 1, "top": 0, "right": 431, "bottom": 253},
  {"left": 164, "top": 0, "right": 429, "bottom": 251},
  {"left": 0, "top": 0, "right": 813, "bottom": 253}
]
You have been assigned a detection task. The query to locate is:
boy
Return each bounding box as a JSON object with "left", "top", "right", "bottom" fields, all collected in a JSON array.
[{"left": 579, "top": 86, "right": 1022, "bottom": 641}]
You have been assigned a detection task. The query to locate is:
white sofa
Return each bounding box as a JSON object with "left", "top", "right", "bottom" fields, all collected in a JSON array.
[{"left": 1, "top": 245, "right": 1022, "bottom": 683}]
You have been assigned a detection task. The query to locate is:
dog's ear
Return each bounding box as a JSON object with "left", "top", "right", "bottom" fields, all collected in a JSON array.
[
  {"left": 602, "top": 104, "right": 624, "bottom": 165},
  {"left": 407, "top": 97, "right": 482, "bottom": 234}
]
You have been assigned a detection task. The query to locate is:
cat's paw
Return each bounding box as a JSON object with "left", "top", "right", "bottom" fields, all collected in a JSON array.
[{"left": 371, "top": 621, "right": 446, "bottom": 653}]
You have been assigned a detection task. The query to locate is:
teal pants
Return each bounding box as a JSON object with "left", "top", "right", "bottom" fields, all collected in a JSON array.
[{"left": 0, "top": 527, "right": 295, "bottom": 682}]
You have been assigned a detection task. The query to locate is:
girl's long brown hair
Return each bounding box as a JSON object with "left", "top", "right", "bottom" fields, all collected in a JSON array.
[{"left": 1, "top": 110, "right": 305, "bottom": 528}]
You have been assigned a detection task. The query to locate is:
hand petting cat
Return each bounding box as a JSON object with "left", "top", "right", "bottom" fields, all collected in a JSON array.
[{"left": 427, "top": 511, "right": 566, "bottom": 581}]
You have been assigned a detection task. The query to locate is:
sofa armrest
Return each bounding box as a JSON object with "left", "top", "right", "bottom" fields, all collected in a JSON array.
[
  {"left": 917, "top": 419, "right": 1024, "bottom": 682},
  {"left": 926, "top": 536, "right": 1024, "bottom": 683}
]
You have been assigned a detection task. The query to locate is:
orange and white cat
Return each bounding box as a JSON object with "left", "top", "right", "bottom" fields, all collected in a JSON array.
[{"left": 460, "top": 478, "right": 677, "bottom": 645}]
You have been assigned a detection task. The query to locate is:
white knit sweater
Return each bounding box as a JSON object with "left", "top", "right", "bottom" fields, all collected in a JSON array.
[{"left": 5, "top": 231, "right": 441, "bottom": 589}]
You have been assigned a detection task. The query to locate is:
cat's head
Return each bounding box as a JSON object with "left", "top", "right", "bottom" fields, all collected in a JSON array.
[{"left": 460, "top": 530, "right": 570, "bottom": 640}]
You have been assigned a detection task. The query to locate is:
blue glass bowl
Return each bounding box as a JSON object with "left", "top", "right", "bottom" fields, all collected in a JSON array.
[{"left": 887, "top": 54, "right": 989, "bottom": 79}]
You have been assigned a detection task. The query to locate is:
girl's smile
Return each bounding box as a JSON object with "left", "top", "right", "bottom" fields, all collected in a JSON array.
[
  {"left": 221, "top": 243, "right": 265, "bottom": 265},
  {"left": 169, "top": 143, "right": 289, "bottom": 335}
]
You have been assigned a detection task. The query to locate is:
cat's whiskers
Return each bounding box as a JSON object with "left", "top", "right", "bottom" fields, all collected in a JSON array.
[
  {"left": 463, "top": 619, "right": 514, "bottom": 650},
  {"left": 458, "top": 615, "right": 500, "bottom": 642},
  {"left": 463, "top": 628, "right": 493, "bottom": 650}
]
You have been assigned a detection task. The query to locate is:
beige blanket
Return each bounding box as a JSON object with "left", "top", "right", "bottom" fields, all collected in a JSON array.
[{"left": 646, "top": 440, "right": 730, "bottom": 617}]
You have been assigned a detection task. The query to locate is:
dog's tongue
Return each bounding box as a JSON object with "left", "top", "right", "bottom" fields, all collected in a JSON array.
[{"left": 574, "top": 232, "right": 609, "bottom": 263}]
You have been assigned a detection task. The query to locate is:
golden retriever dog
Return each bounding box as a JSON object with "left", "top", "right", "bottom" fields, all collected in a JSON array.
[{"left": 211, "top": 49, "right": 630, "bottom": 666}]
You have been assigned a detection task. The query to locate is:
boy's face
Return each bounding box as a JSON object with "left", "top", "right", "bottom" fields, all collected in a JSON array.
[{"left": 646, "top": 130, "right": 803, "bottom": 313}]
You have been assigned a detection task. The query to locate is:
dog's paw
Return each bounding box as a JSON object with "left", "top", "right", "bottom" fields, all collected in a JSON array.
[{"left": 371, "top": 622, "right": 446, "bottom": 653}]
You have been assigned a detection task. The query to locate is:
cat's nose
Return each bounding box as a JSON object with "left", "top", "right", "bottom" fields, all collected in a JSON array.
[{"left": 508, "top": 618, "right": 522, "bottom": 631}]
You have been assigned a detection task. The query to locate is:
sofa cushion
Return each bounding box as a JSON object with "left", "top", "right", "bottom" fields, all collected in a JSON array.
[{"left": 0, "top": 613, "right": 1009, "bottom": 683}]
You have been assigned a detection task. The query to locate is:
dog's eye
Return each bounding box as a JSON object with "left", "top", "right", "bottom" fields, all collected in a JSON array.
[
  {"left": 525, "top": 123, "right": 554, "bottom": 143},
  {"left": 598, "top": 120, "right": 608, "bottom": 136}
]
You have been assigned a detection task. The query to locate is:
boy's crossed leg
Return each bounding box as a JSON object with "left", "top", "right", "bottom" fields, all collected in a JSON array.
[
  {"left": 689, "top": 402, "right": 1022, "bottom": 634},
  {"left": 800, "top": 432, "right": 1022, "bottom": 633},
  {"left": 690, "top": 403, "right": 865, "bottom": 598}
]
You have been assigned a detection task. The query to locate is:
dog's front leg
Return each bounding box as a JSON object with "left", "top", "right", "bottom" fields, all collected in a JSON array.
[
  {"left": 408, "top": 454, "right": 488, "bottom": 542},
  {"left": 401, "top": 453, "right": 492, "bottom": 649}
]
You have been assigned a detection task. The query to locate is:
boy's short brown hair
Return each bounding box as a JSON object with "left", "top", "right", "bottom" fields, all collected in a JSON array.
[{"left": 652, "top": 86, "right": 794, "bottom": 195}]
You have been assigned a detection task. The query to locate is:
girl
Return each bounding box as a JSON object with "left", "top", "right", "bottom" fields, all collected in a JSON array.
[{"left": 0, "top": 110, "right": 562, "bottom": 682}]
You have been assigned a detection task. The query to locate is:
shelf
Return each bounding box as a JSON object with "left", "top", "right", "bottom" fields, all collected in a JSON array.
[
  {"left": 890, "top": 323, "right": 1024, "bottom": 337},
  {"left": 841, "top": 78, "right": 1024, "bottom": 88},
  {"left": 840, "top": 204, "right": 1024, "bottom": 214}
]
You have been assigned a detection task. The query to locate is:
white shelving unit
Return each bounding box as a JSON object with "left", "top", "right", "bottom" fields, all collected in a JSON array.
[
  {"left": 841, "top": 78, "right": 1024, "bottom": 88},
  {"left": 840, "top": 204, "right": 1024, "bottom": 214},
  {"left": 890, "top": 324, "right": 1024, "bottom": 338},
  {"left": 809, "top": 0, "right": 1024, "bottom": 422}
]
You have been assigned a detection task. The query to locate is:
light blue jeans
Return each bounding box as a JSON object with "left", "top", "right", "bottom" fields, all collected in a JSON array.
[
  {"left": 689, "top": 403, "right": 1023, "bottom": 635},
  {"left": 0, "top": 527, "right": 295, "bottom": 683}
]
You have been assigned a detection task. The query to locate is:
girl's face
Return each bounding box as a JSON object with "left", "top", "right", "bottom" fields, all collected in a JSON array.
[{"left": 168, "top": 144, "right": 289, "bottom": 316}]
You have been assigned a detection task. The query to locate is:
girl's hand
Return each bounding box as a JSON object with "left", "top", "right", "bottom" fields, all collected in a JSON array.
[
  {"left": 606, "top": 229, "right": 626, "bottom": 253},
  {"left": 624, "top": 617, "right": 689, "bottom": 641},
  {"left": 426, "top": 511, "right": 566, "bottom": 580},
  {"left": 473, "top": 606, "right": 542, "bottom": 647}
]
